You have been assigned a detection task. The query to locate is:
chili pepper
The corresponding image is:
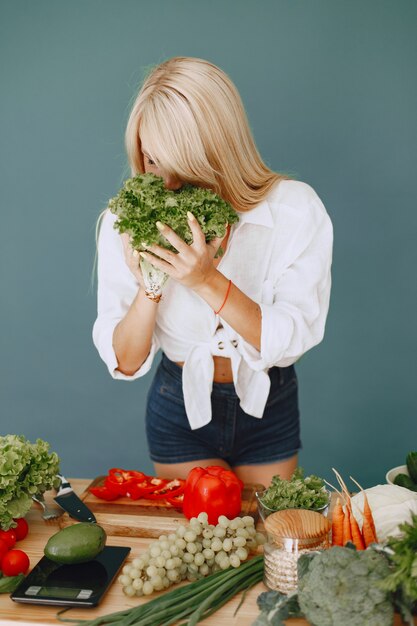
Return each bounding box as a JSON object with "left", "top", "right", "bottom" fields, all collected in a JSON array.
[{"left": 182, "top": 465, "right": 244, "bottom": 524}]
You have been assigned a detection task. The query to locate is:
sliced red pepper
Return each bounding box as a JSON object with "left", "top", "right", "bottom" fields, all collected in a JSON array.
[
  {"left": 123, "top": 481, "right": 148, "bottom": 500},
  {"left": 108, "top": 468, "right": 147, "bottom": 482},
  {"left": 105, "top": 468, "right": 149, "bottom": 496},
  {"left": 166, "top": 492, "right": 184, "bottom": 507},
  {"left": 147, "top": 479, "right": 185, "bottom": 500},
  {"left": 89, "top": 485, "right": 120, "bottom": 501},
  {"left": 93, "top": 468, "right": 186, "bottom": 502},
  {"left": 124, "top": 477, "right": 168, "bottom": 500},
  {"left": 104, "top": 476, "right": 135, "bottom": 496}
]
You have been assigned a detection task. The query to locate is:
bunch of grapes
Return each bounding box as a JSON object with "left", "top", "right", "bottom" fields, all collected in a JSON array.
[{"left": 118, "top": 512, "right": 266, "bottom": 597}]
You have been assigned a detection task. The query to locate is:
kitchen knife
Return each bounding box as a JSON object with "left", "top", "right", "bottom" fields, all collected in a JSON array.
[{"left": 54, "top": 474, "right": 97, "bottom": 523}]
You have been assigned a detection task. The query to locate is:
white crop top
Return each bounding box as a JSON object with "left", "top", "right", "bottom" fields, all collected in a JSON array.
[{"left": 93, "top": 179, "right": 333, "bottom": 430}]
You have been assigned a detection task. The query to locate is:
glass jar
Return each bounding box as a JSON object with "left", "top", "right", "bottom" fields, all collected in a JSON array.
[{"left": 263, "top": 509, "right": 331, "bottom": 594}]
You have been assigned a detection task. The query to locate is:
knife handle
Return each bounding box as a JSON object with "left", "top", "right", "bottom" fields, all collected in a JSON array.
[{"left": 57, "top": 473, "right": 72, "bottom": 490}]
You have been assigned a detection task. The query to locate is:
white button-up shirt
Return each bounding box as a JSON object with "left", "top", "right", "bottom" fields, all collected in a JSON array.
[{"left": 93, "top": 179, "right": 333, "bottom": 430}]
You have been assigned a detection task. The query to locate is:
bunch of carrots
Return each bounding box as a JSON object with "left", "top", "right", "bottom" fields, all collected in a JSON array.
[{"left": 329, "top": 469, "right": 378, "bottom": 550}]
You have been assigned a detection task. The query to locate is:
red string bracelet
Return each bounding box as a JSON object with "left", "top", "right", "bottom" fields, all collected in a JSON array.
[{"left": 214, "top": 279, "right": 232, "bottom": 315}]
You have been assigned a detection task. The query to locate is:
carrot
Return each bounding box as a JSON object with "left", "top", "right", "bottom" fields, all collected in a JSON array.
[
  {"left": 342, "top": 504, "right": 352, "bottom": 545},
  {"left": 333, "top": 468, "right": 366, "bottom": 549},
  {"left": 331, "top": 497, "right": 344, "bottom": 546},
  {"left": 332, "top": 468, "right": 351, "bottom": 503},
  {"left": 347, "top": 502, "right": 365, "bottom": 550},
  {"left": 349, "top": 476, "right": 378, "bottom": 546},
  {"left": 324, "top": 477, "right": 347, "bottom": 547},
  {"left": 361, "top": 492, "right": 378, "bottom": 545}
]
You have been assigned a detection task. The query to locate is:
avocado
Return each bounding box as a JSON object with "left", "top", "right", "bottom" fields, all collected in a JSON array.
[{"left": 44, "top": 523, "right": 106, "bottom": 564}]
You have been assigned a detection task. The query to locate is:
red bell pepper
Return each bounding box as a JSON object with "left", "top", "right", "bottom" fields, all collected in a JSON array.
[{"left": 182, "top": 466, "right": 244, "bottom": 524}]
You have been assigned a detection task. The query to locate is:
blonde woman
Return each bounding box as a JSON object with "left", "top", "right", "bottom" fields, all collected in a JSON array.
[{"left": 93, "top": 57, "right": 333, "bottom": 486}]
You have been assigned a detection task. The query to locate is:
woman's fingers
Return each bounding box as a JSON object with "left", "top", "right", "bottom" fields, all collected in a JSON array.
[
  {"left": 120, "top": 233, "right": 145, "bottom": 287},
  {"left": 144, "top": 243, "right": 176, "bottom": 264},
  {"left": 187, "top": 211, "right": 206, "bottom": 247},
  {"left": 207, "top": 234, "right": 226, "bottom": 257},
  {"left": 120, "top": 232, "right": 136, "bottom": 263},
  {"left": 120, "top": 232, "right": 132, "bottom": 253},
  {"left": 156, "top": 221, "right": 188, "bottom": 254},
  {"left": 207, "top": 223, "right": 228, "bottom": 257},
  {"left": 140, "top": 251, "right": 173, "bottom": 274},
  {"left": 140, "top": 217, "right": 228, "bottom": 287},
  {"left": 155, "top": 215, "right": 223, "bottom": 257}
]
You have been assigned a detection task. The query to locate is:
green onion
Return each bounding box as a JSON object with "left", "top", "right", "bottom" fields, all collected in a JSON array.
[{"left": 57, "top": 555, "right": 264, "bottom": 626}]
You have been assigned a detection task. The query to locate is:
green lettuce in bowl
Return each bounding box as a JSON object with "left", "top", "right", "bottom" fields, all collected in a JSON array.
[{"left": 256, "top": 467, "right": 330, "bottom": 521}]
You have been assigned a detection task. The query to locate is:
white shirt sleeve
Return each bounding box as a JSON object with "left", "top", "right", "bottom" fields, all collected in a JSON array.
[
  {"left": 92, "top": 210, "right": 159, "bottom": 380},
  {"left": 241, "top": 185, "right": 333, "bottom": 370}
]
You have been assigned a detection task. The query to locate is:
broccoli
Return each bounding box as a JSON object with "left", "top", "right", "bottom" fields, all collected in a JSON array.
[
  {"left": 255, "top": 546, "right": 394, "bottom": 626},
  {"left": 297, "top": 546, "right": 394, "bottom": 626}
]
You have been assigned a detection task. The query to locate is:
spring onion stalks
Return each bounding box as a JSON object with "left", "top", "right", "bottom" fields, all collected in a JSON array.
[
  {"left": 58, "top": 555, "right": 264, "bottom": 626},
  {"left": 198, "top": 570, "right": 262, "bottom": 623},
  {"left": 159, "top": 608, "right": 195, "bottom": 626},
  {"left": 123, "top": 579, "right": 225, "bottom": 626},
  {"left": 119, "top": 567, "right": 234, "bottom": 626},
  {"left": 185, "top": 568, "right": 263, "bottom": 626}
]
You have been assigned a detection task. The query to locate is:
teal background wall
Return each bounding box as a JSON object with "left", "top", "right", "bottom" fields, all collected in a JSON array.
[{"left": 1, "top": 0, "right": 416, "bottom": 488}]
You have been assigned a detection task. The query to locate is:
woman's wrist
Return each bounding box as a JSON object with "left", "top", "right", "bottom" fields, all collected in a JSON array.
[
  {"left": 193, "top": 270, "right": 231, "bottom": 312},
  {"left": 134, "top": 288, "right": 161, "bottom": 312}
]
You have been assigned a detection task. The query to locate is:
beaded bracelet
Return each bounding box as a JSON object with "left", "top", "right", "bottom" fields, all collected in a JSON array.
[
  {"left": 144, "top": 290, "right": 162, "bottom": 303},
  {"left": 214, "top": 279, "right": 232, "bottom": 315}
]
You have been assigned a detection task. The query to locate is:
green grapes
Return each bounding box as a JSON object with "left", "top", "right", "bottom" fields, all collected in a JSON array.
[{"left": 118, "top": 513, "right": 265, "bottom": 597}]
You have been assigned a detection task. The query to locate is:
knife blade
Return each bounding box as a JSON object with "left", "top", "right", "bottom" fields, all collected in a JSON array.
[{"left": 54, "top": 474, "right": 96, "bottom": 523}]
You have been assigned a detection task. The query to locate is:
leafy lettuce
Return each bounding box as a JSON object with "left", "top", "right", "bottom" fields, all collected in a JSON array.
[
  {"left": 259, "top": 467, "right": 330, "bottom": 512},
  {"left": 108, "top": 173, "right": 238, "bottom": 253},
  {"left": 0, "top": 435, "right": 60, "bottom": 530},
  {"left": 108, "top": 173, "right": 239, "bottom": 298}
]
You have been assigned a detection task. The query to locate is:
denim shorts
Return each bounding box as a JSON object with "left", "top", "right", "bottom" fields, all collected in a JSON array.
[{"left": 145, "top": 353, "right": 301, "bottom": 466}]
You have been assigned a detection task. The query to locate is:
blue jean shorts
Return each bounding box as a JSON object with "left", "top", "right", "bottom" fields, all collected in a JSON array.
[{"left": 145, "top": 353, "right": 301, "bottom": 466}]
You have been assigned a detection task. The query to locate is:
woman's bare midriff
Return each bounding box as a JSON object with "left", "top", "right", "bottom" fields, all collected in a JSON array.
[
  {"left": 174, "top": 229, "right": 235, "bottom": 383},
  {"left": 175, "top": 356, "right": 234, "bottom": 383}
]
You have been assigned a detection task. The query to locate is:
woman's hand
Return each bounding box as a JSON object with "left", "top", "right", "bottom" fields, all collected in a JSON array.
[
  {"left": 120, "top": 233, "right": 146, "bottom": 289},
  {"left": 139, "top": 212, "right": 225, "bottom": 290}
]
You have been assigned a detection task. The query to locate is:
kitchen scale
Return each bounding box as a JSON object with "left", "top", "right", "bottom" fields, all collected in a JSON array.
[{"left": 11, "top": 545, "right": 131, "bottom": 607}]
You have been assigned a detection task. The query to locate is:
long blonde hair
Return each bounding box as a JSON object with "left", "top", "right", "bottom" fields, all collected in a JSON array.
[{"left": 125, "top": 57, "right": 291, "bottom": 212}]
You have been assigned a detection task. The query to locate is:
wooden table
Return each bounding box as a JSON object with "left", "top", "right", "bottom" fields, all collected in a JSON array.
[{"left": 0, "top": 479, "right": 412, "bottom": 625}]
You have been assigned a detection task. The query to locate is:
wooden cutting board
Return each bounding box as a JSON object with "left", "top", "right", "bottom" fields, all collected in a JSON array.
[{"left": 59, "top": 476, "right": 264, "bottom": 538}]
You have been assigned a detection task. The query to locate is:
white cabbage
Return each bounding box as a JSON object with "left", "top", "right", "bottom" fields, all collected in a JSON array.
[{"left": 351, "top": 484, "right": 417, "bottom": 541}]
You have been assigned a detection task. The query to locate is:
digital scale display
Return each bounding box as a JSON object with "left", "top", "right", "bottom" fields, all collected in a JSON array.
[{"left": 11, "top": 546, "right": 131, "bottom": 607}]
